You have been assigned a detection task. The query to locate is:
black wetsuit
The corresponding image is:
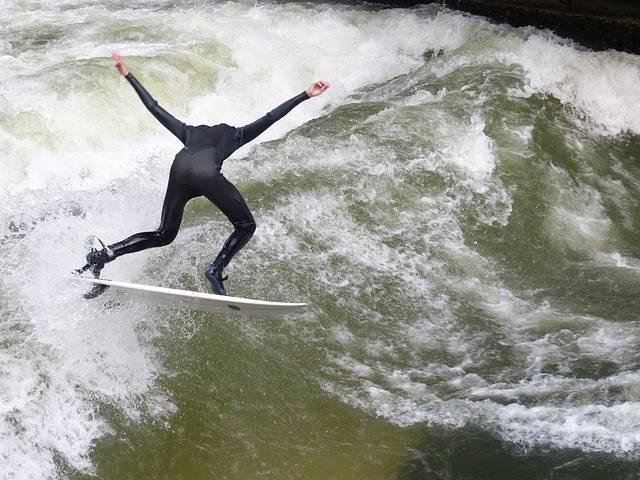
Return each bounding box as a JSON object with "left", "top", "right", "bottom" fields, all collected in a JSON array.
[{"left": 107, "top": 73, "right": 309, "bottom": 272}]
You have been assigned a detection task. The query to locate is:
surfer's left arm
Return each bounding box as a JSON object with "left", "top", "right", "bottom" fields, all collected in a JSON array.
[
  {"left": 234, "top": 80, "right": 331, "bottom": 148},
  {"left": 112, "top": 52, "right": 189, "bottom": 145}
]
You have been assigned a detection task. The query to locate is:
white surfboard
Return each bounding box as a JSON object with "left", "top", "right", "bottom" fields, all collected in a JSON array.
[{"left": 74, "top": 277, "right": 306, "bottom": 316}]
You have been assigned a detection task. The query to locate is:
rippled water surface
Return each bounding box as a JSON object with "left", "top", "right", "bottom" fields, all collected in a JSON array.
[{"left": 1, "top": 1, "right": 640, "bottom": 479}]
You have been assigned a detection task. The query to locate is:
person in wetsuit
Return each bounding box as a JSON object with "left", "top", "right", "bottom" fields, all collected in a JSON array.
[{"left": 80, "top": 52, "right": 330, "bottom": 298}]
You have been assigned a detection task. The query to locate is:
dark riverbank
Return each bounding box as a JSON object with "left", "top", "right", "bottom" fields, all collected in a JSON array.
[{"left": 383, "top": 0, "right": 640, "bottom": 53}]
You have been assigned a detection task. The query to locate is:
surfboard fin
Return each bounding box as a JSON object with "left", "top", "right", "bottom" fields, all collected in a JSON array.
[
  {"left": 83, "top": 283, "right": 110, "bottom": 299},
  {"left": 73, "top": 265, "right": 111, "bottom": 299}
]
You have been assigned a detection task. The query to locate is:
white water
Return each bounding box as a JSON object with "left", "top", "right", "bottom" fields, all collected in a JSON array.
[{"left": 2, "top": 1, "right": 640, "bottom": 478}]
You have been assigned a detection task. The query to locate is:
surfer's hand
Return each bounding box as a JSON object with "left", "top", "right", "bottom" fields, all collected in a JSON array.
[
  {"left": 112, "top": 51, "right": 129, "bottom": 76},
  {"left": 306, "top": 80, "right": 330, "bottom": 97}
]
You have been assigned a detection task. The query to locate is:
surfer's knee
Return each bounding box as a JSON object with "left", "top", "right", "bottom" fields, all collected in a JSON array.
[
  {"left": 234, "top": 219, "right": 256, "bottom": 238},
  {"left": 156, "top": 227, "right": 179, "bottom": 246}
]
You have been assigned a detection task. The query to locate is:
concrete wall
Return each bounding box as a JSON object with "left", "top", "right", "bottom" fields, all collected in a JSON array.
[{"left": 384, "top": 0, "right": 640, "bottom": 54}]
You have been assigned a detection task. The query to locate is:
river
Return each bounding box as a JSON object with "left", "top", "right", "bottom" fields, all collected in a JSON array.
[{"left": 1, "top": 1, "right": 640, "bottom": 479}]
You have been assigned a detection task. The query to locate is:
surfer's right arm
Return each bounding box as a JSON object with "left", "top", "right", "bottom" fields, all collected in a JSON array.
[{"left": 112, "top": 52, "right": 188, "bottom": 145}]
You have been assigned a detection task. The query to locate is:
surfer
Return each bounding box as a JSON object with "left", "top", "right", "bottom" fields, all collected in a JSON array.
[{"left": 78, "top": 52, "right": 330, "bottom": 298}]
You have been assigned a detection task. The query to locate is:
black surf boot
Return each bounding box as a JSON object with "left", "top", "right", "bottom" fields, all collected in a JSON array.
[
  {"left": 85, "top": 246, "right": 114, "bottom": 277},
  {"left": 205, "top": 261, "right": 228, "bottom": 296},
  {"left": 75, "top": 237, "right": 116, "bottom": 299}
]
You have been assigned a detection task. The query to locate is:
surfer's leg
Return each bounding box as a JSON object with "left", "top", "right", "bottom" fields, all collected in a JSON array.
[
  {"left": 107, "top": 184, "right": 194, "bottom": 257},
  {"left": 79, "top": 183, "right": 192, "bottom": 298},
  {"left": 202, "top": 174, "right": 256, "bottom": 295},
  {"left": 83, "top": 177, "right": 193, "bottom": 276}
]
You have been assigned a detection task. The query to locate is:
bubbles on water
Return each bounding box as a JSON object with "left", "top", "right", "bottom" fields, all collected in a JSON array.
[
  {"left": 546, "top": 170, "right": 615, "bottom": 253},
  {"left": 3, "top": 0, "right": 640, "bottom": 477}
]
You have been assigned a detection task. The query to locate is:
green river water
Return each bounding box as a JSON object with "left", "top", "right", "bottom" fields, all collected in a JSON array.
[{"left": 1, "top": 1, "right": 640, "bottom": 479}]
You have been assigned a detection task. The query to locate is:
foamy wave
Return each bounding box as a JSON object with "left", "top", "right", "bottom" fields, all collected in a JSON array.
[
  {"left": 502, "top": 34, "right": 640, "bottom": 135},
  {"left": 2, "top": 1, "right": 639, "bottom": 477}
]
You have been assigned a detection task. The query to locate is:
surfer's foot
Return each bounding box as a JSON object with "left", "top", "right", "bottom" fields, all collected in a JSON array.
[
  {"left": 74, "top": 237, "right": 115, "bottom": 299},
  {"left": 74, "top": 247, "right": 113, "bottom": 298},
  {"left": 205, "top": 263, "right": 228, "bottom": 296},
  {"left": 83, "top": 246, "right": 113, "bottom": 277},
  {"left": 82, "top": 236, "right": 115, "bottom": 277}
]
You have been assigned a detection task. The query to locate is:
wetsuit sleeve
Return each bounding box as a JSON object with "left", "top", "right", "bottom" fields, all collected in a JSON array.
[
  {"left": 235, "top": 91, "right": 310, "bottom": 148},
  {"left": 125, "top": 73, "right": 188, "bottom": 145}
]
